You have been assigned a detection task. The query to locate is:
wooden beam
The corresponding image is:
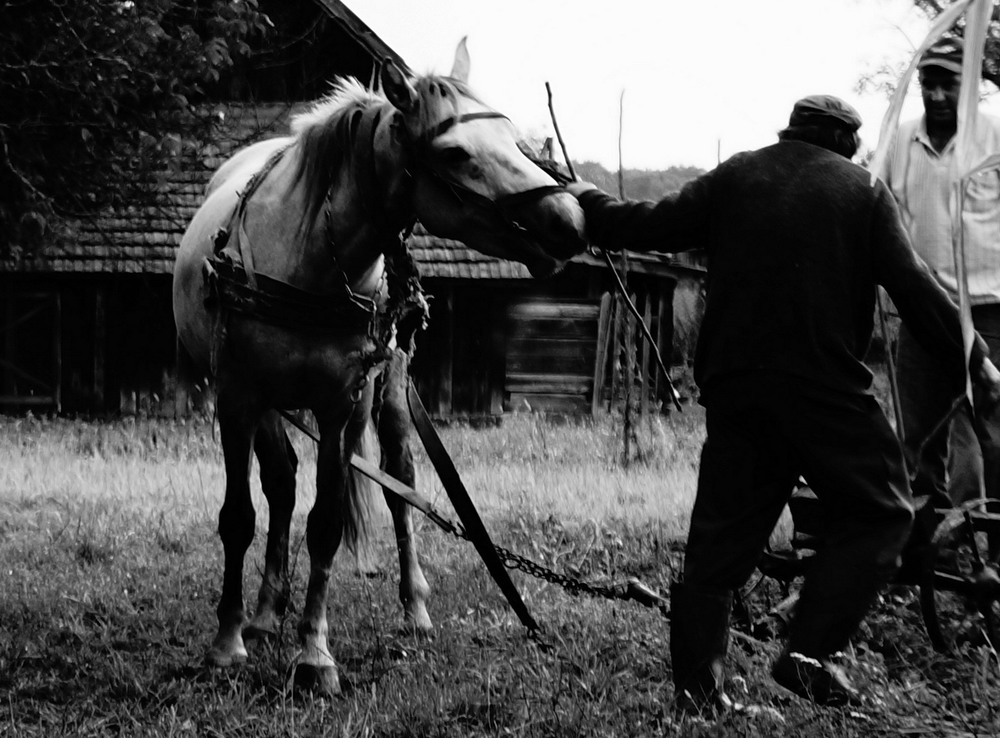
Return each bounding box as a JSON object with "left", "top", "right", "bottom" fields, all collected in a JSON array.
[
  {"left": 53, "top": 292, "right": 62, "bottom": 413},
  {"left": 641, "top": 294, "right": 652, "bottom": 417},
  {"left": 506, "top": 373, "right": 592, "bottom": 396},
  {"left": 592, "top": 292, "right": 612, "bottom": 416},
  {"left": 610, "top": 294, "right": 622, "bottom": 408},
  {"left": 93, "top": 287, "right": 105, "bottom": 409},
  {"left": 656, "top": 282, "right": 675, "bottom": 407},
  {"left": 489, "top": 296, "right": 505, "bottom": 415},
  {"left": 439, "top": 288, "right": 454, "bottom": 417},
  {"left": 2, "top": 291, "right": 12, "bottom": 398},
  {"left": 506, "top": 302, "right": 601, "bottom": 320}
]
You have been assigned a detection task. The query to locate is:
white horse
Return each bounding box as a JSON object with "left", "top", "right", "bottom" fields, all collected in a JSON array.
[{"left": 172, "top": 40, "right": 586, "bottom": 694}]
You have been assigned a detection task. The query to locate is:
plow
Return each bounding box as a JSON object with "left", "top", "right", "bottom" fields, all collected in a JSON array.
[{"left": 752, "top": 484, "right": 1000, "bottom": 654}]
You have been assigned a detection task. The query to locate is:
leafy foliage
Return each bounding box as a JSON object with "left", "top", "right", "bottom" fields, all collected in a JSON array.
[
  {"left": 0, "top": 0, "right": 271, "bottom": 253},
  {"left": 914, "top": 1, "right": 1000, "bottom": 89}
]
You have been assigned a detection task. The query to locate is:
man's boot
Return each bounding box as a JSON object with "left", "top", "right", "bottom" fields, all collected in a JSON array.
[
  {"left": 771, "top": 598, "right": 863, "bottom": 707},
  {"left": 669, "top": 582, "right": 733, "bottom": 717},
  {"left": 772, "top": 650, "right": 860, "bottom": 707}
]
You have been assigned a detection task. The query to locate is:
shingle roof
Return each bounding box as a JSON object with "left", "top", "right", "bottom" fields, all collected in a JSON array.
[
  {"left": 407, "top": 228, "right": 531, "bottom": 279},
  {"left": 0, "top": 102, "right": 538, "bottom": 280},
  {"left": 0, "top": 103, "right": 301, "bottom": 275}
]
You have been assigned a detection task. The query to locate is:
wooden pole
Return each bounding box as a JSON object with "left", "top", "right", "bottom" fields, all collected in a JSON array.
[
  {"left": 592, "top": 292, "right": 613, "bottom": 416},
  {"left": 641, "top": 295, "right": 652, "bottom": 418},
  {"left": 545, "top": 82, "right": 577, "bottom": 181}
]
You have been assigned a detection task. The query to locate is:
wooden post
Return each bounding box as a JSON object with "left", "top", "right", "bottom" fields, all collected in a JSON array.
[
  {"left": 591, "top": 292, "right": 613, "bottom": 416},
  {"left": 641, "top": 294, "right": 652, "bottom": 417},
  {"left": 53, "top": 292, "right": 62, "bottom": 413},
  {"left": 622, "top": 291, "right": 637, "bottom": 464},
  {"left": 610, "top": 294, "right": 622, "bottom": 410},
  {"left": 439, "top": 288, "right": 454, "bottom": 417},
  {"left": 92, "top": 287, "right": 105, "bottom": 410},
  {"left": 656, "top": 284, "right": 674, "bottom": 409},
  {"left": 2, "top": 291, "right": 12, "bottom": 398},
  {"left": 488, "top": 295, "right": 505, "bottom": 416}
]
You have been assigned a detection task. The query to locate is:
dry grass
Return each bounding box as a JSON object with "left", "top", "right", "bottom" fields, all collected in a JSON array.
[{"left": 0, "top": 410, "right": 998, "bottom": 737}]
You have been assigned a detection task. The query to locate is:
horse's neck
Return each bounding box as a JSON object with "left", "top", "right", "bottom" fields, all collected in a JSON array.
[{"left": 242, "top": 149, "right": 403, "bottom": 300}]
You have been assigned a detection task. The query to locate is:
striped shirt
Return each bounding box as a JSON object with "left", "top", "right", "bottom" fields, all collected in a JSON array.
[{"left": 883, "top": 112, "right": 1000, "bottom": 305}]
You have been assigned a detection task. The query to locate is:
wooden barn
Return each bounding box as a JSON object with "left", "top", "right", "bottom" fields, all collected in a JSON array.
[{"left": 0, "top": 0, "right": 705, "bottom": 419}]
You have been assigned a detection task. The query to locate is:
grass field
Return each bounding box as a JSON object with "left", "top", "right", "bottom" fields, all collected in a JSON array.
[{"left": 1, "top": 409, "right": 998, "bottom": 737}]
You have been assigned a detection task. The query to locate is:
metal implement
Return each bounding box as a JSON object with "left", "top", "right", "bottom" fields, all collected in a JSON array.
[{"left": 755, "top": 489, "right": 1000, "bottom": 653}]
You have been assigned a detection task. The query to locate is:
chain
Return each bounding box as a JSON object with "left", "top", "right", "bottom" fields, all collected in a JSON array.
[{"left": 437, "top": 520, "right": 669, "bottom": 617}]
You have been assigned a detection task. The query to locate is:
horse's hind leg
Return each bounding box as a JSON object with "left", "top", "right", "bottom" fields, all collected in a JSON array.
[
  {"left": 208, "top": 392, "right": 261, "bottom": 667},
  {"left": 245, "top": 410, "right": 298, "bottom": 641},
  {"left": 378, "top": 352, "right": 432, "bottom": 633}
]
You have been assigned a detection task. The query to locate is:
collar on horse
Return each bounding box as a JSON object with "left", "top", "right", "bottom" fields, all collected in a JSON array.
[{"left": 203, "top": 131, "right": 389, "bottom": 342}]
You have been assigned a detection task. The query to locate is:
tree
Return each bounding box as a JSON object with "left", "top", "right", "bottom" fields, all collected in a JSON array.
[
  {"left": 911, "top": 0, "right": 1000, "bottom": 87},
  {"left": 0, "top": 0, "right": 271, "bottom": 253},
  {"left": 572, "top": 160, "right": 704, "bottom": 201}
]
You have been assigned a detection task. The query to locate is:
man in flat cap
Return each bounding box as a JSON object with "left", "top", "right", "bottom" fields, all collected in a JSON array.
[
  {"left": 882, "top": 36, "right": 1000, "bottom": 515},
  {"left": 568, "top": 96, "right": 1000, "bottom": 715}
]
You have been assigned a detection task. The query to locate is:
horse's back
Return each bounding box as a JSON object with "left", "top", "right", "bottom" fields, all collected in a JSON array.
[
  {"left": 206, "top": 137, "right": 292, "bottom": 196},
  {"left": 173, "top": 137, "right": 294, "bottom": 370}
]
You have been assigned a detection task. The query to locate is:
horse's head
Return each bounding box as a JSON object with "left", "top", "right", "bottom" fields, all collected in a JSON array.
[{"left": 381, "top": 41, "right": 587, "bottom": 278}]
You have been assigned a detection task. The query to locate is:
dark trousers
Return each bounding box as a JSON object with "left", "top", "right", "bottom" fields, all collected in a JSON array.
[
  {"left": 897, "top": 304, "right": 1000, "bottom": 506},
  {"left": 685, "top": 375, "right": 914, "bottom": 658}
]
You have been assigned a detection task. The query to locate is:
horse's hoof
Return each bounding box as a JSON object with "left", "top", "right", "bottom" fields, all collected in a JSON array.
[
  {"left": 399, "top": 619, "right": 434, "bottom": 639},
  {"left": 401, "top": 606, "right": 433, "bottom": 636},
  {"left": 206, "top": 645, "right": 247, "bottom": 668},
  {"left": 290, "top": 663, "right": 342, "bottom": 697}
]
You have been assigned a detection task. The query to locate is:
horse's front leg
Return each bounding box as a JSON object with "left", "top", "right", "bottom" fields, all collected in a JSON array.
[
  {"left": 292, "top": 404, "right": 358, "bottom": 696},
  {"left": 245, "top": 410, "right": 298, "bottom": 641},
  {"left": 378, "top": 351, "right": 432, "bottom": 633},
  {"left": 207, "top": 392, "right": 261, "bottom": 667}
]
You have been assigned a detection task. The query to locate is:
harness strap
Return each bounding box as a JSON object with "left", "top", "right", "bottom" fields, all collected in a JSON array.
[
  {"left": 215, "top": 142, "right": 292, "bottom": 291},
  {"left": 414, "top": 111, "right": 510, "bottom": 148},
  {"left": 406, "top": 380, "right": 540, "bottom": 634}
]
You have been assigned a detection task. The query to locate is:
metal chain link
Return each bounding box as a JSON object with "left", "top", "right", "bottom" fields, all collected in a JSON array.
[{"left": 440, "top": 521, "right": 669, "bottom": 616}]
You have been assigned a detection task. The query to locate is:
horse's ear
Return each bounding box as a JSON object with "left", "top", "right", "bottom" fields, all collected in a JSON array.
[
  {"left": 381, "top": 57, "right": 418, "bottom": 113},
  {"left": 450, "top": 36, "right": 470, "bottom": 83}
]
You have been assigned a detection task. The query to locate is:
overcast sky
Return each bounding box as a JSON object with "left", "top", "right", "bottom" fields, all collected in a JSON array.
[{"left": 347, "top": 0, "right": 998, "bottom": 171}]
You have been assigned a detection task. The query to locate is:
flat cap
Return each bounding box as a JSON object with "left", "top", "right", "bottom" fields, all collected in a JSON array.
[
  {"left": 788, "top": 94, "right": 862, "bottom": 132},
  {"left": 918, "top": 36, "right": 964, "bottom": 75}
]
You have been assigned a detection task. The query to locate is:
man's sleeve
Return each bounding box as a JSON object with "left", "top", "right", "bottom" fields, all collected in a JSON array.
[
  {"left": 575, "top": 169, "right": 715, "bottom": 254},
  {"left": 873, "top": 181, "right": 987, "bottom": 381}
]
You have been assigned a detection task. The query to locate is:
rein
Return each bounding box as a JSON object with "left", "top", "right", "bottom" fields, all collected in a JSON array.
[{"left": 404, "top": 111, "right": 568, "bottom": 235}]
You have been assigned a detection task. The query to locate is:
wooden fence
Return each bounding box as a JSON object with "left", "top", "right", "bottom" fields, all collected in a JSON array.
[{"left": 592, "top": 290, "right": 677, "bottom": 416}]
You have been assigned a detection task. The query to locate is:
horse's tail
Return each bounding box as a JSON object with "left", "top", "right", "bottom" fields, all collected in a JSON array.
[
  {"left": 175, "top": 335, "right": 214, "bottom": 414},
  {"left": 342, "top": 411, "right": 380, "bottom": 560}
]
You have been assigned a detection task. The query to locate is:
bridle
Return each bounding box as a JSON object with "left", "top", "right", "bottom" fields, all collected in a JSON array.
[{"left": 402, "top": 110, "right": 568, "bottom": 238}]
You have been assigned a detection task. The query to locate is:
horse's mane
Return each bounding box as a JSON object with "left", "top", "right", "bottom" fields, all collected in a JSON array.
[
  {"left": 290, "top": 78, "right": 385, "bottom": 231},
  {"left": 289, "top": 74, "right": 485, "bottom": 231},
  {"left": 407, "top": 75, "right": 484, "bottom": 137}
]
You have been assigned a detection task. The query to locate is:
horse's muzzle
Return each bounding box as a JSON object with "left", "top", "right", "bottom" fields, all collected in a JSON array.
[{"left": 523, "top": 191, "right": 588, "bottom": 273}]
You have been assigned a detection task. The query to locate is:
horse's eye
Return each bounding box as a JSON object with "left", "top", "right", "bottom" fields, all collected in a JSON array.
[{"left": 440, "top": 146, "right": 472, "bottom": 166}]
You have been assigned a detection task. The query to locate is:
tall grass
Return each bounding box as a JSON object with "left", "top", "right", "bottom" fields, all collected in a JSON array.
[{"left": 1, "top": 410, "right": 997, "bottom": 737}]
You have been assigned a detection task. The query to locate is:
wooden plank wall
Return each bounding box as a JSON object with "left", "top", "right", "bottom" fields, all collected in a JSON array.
[{"left": 505, "top": 297, "right": 600, "bottom": 414}]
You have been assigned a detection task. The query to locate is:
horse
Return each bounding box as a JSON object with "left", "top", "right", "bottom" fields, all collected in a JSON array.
[{"left": 172, "top": 39, "right": 586, "bottom": 695}]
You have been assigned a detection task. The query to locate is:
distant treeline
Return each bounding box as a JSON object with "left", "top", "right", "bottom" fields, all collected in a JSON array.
[{"left": 572, "top": 161, "right": 705, "bottom": 201}]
